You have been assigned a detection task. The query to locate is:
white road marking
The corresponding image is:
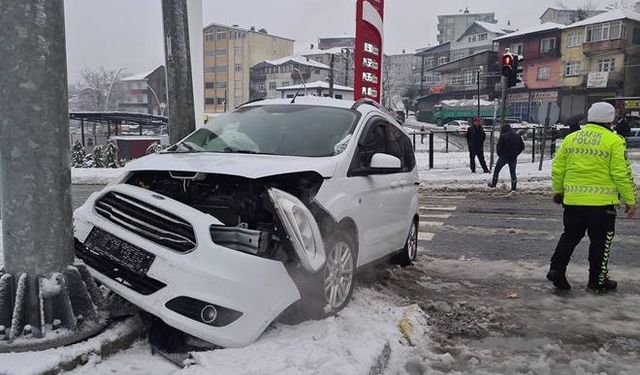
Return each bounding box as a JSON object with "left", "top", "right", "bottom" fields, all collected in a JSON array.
[
  {"left": 418, "top": 232, "right": 435, "bottom": 241},
  {"left": 420, "top": 221, "right": 444, "bottom": 227},
  {"left": 420, "top": 213, "right": 451, "bottom": 219},
  {"left": 420, "top": 205, "right": 457, "bottom": 211}
]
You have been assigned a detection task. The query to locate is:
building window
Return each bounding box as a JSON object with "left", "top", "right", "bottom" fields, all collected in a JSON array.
[
  {"left": 258, "top": 83, "right": 265, "bottom": 92},
  {"left": 425, "top": 59, "right": 434, "bottom": 68},
  {"left": 281, "top": 81, "right": 290, "bottom": 87},
  {"left": 468, "top": 35, "right": 477, "bottom": 43},
  {"left": 566, "top": 32, "right": 583, "bottom": 48},
  {"left": 214, "top": 66, "right": 227, "bottom": 73},
  {"left": 204, "top": 33, "right": 214, "bottom": 41},
  {"left": 205, "top": 82, "right": 215, "bottom": 89},
  {"left": 464, "top": 70, "right": 479, "bottom": 85},
  {"left": 216, "top": 31, "right": 227, "bottom": 40},
  {"left": 235, "top": 64, "right": 243, "bottom": 72},
  {"left": 437, "top": 56, "right": 448, "bottom": 65},
  {"left": 478, "top": 33, "right": 488, "bottom": 41},
  {"left": 215, "top": 82, "right": 227, "bottom": 89},
  {"left": 537, "top": 66, "right": 551, "bottom": 80},
  {"left": 453, "top": 51, "right": 466, "bottom": 60},
  {"left": 205, "top": 50, "right": 215, "bottom": 57},
  {"left": 215, "top": 48, "right": 227, "bottom": 56},
  {"left": 204, "top": 67, "right": 215, "bottom": 74},
  {"left": 586, "top": 21, "right": 624, "bottom": 42},
  {"left": 269, "top": 82, "right": 277, "bottom": 90},
  {"left": 205, "top": 97, "right": 215, "bottom": 105},
  {"left": 564, "top": 61, "right": 582, "bottom": 76},
  {"left": 217, "top": 98, "right": 225, "bottom": 105},
  {"left": 235, "top": 47, "right": 243, "bottom": 55},
  {"left": 510, "top": 43, "right": 524, "bottom": 55},
  {"left": 335, "top": 94, "right": 343, "bottom": 99},
  {"left": 598, "top": 57, "right": 615, "bottom": 72},
  {"left": 540, "top": 38, "right": 556, "bottom": 53}
]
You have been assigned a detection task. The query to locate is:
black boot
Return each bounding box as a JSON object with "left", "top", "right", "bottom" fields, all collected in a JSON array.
[
  {"left": 488, "top": 176, "right": 498, "bottom": 188},
  {"left": 511, "top": 180, "right": 517, "bottom": 191},
  {"left": 587, "top": 278, "right": 617, "bottom": 293},
  {"left": 547, "top": 269, "right": 571, "bottom": 290}
]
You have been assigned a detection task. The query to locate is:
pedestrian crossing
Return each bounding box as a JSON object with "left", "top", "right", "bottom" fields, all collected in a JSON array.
[{"left": 417, "top": 194, "right": 465, "bottom": 242}]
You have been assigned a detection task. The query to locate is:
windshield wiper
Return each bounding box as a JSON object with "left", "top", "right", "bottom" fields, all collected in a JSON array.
[{"left": 222, "top": 147, "right": 259, "bottom": 154}]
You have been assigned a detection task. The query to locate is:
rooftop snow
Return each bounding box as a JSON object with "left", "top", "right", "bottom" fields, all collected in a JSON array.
[
  {"left": 567, "top": 8, "right": 640, "bottom": 28},
  {"left": 276, "top": 80, "right": 353, "bottom": 91},
  {"left": 264, "top": 55, "right": 330, "bottom": 70},
  {"left": 121, "top": 70, "right": 155, "bottom": 81},
  {"left": 474, "top": 21, "right": 517, "bottom": 34},
  {"left": 494, "top": 22, "right": 564, "bottom": 41},
  {"left": 297, "top": 46, "right": 354, "bottom": 56}
]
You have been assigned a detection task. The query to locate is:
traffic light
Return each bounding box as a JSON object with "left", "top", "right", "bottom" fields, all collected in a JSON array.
[{"left": 501, "top": 52, "right": 524, "bottom": 88}]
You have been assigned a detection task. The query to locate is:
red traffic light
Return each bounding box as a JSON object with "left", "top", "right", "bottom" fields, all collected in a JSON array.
[{"left": 502, "top": 54, "right": 513, "bottom": 66}]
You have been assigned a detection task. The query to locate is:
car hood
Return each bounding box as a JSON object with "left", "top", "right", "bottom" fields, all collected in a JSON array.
[{"left": 125, "top": 152, "right": 338, "bottom": 179}]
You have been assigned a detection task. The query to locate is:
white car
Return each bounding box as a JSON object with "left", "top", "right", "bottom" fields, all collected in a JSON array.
[
  {"left": 443, "top": 120, "right": 470, "bottom": 134},
  {"left": 73, "top": 97, "right": 419, "bottom": 348}
]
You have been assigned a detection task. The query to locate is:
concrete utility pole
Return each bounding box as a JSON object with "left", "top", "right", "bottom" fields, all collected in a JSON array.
[
  {"left": 328, "top": 54, "right": 335, "bottom": 98},
  {"left": 162, "top": 0, "right": 196, "bottom": 144},
  {"left": 0, "top": 0, "right": 104, "bottom": 351}
]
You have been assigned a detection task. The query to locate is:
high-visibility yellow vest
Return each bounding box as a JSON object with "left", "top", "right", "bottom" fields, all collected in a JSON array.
[{"left": 552, "top": 124, "right": 636, "bottom": 206}]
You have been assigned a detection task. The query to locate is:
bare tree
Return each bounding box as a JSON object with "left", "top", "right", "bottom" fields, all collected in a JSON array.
[
  {"left": 554, "top": 1, "right": 599, "bottom": 22},
  {"left": 605, "top": 0, "right": 633, "bottom": 9},
  {"left": 69, "top": 66, "right": 124, "bottom": 111}
]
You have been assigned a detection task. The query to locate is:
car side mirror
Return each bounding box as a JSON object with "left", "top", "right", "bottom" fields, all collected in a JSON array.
[{"left": 370, "top": 153, "right": 401, "bottom": 169}]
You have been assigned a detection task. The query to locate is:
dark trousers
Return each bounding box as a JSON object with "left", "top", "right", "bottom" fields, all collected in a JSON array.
[
  {"left": 550, "top": 205, "right": 616, "bottom": 287},
  {"left": 469, "top": 149, "right": 489, "bottom": 172},
  {"left": 492, "top": 157, "right": 517, "bottom": 182}
]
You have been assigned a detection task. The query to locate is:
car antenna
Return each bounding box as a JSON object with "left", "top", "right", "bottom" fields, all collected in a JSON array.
[{"left": 290, "top": 67, "right": 308, "bottom": 103}]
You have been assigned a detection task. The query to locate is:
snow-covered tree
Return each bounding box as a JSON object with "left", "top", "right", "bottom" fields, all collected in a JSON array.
[
  {"left": 104, "top": 140, "right": 118, "bottom": 168},
  {"left": 92, "top": 145, "right": 105, "bottom": 168},
  {"left": 71, "top": 141, "right": 86, "bottom": 168},
  {"left": 145, "top": 141, "right": 169, "bottom": 155}
]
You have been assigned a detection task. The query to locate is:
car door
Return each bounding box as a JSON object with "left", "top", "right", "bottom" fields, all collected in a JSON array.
[{"left": 347, "top": 117, "right": 407, "bottom": 264}]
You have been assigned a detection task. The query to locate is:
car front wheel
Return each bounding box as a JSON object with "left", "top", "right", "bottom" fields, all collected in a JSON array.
[
  {"left": 398, "top": 219, "right": 418, "bottom": 266},
  {"left": 323, "top": 233, "right": 356, "bottom": 312}
]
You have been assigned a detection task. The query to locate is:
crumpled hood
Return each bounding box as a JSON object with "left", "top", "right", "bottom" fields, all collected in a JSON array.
[{"left": 125, "top": 152, "right": 338, "bottom": 179}]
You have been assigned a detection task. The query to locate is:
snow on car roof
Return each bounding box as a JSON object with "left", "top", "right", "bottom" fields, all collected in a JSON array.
[
  {"left": 243, "top": 96, "right": 356, "bottom": 109},
  {"left": 276, "top": 81, "right": 353, "bottom": 92}
]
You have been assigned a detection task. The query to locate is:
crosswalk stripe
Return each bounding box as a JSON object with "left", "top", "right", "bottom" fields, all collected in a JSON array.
[
  {"left": 420, "top": 213, "right": 451, "bottom": 219},
  {"left": 418, "top": 232, "right": 435, "bottom": 241},
  {"left": 424, "top": 195, "right": 466, "bottom": 200},
  {"left": 420, "top": 221, "right": 443, "bottom": 227},
  {"left": 420, "top": 206, "right": 457, "bottom": 211}
]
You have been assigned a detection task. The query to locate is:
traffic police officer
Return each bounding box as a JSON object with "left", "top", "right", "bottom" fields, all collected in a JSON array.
[{"left": 547, "top": 102, "right": 637, "bottom": 292}]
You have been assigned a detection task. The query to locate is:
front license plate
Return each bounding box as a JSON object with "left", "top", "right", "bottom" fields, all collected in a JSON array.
[{"left": 84, "top": 227, "right": 155, "bottom": 274}]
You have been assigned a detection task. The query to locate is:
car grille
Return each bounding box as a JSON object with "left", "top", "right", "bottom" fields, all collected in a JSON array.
[
  {"left": 95, "top": 191, "right": 196, "bottom": 253},
  {"left": 75, "top": 239, "right": 166, "bottom": 295}
]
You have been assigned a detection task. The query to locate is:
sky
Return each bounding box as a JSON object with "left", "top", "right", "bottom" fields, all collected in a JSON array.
[{"left": 63, "top": 0, "right": 604, "bottom": 83}]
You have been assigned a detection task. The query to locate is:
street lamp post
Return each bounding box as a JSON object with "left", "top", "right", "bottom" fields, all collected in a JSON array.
[
  {"left": 104, "top": 67, "right": 125, "bottom": 111},
  {"left": 477, "top": 65, "right": 484, "bottom": 118},
  {"left": 147, "top": 84, "right": 166, "bottom": 116}
]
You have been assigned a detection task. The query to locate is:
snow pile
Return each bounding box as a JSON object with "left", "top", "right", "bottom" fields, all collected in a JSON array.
[
  {"left": 180, "top": 288, "right": 428, "bottom": 375},
  {"left": 71, "top": 168, "right": 124, "bottom": 185}
]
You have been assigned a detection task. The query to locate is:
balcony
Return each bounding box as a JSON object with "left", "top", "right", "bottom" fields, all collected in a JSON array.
[{"left": 583, "top": 39, "right": 625, "bottom": 56}]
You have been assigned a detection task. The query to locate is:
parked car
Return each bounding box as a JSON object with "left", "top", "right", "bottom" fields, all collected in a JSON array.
[
  {"left": 142, "top": 129, "right": 155, "bottom": 136},
  {"left": 443, "top": 120, "right": 470, "bottom": 134},
  {"left": 627, "top": 128, "right": 640, "bottom": 148},
  {"left": 73, "top": 97, "right": 420, "bottom": 348}
]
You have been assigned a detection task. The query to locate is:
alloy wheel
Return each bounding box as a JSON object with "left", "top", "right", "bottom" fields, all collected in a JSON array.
[{"left": 323, "top": 241, "right": 354, "bottom": 309}]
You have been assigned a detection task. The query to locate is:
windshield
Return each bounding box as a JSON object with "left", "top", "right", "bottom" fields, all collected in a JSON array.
[{"left": 175, "top": 105, "right": 359, "bottom": 157}]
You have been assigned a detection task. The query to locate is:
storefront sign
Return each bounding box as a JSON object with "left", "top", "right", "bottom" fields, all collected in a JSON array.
[
  {"left": 587, "top": 72, "right": 609, "bottom": 88},
  {"left": 532, "top": 91, "right": 558, "bottom": 101},
  {"left": 429, "top": 85, "right": 445, "bottom": 94},
  {"left": 354, "top": 0, "right": 384, "bottom": 102},
  {"left": 625, "top": 100, "right": 640, "bottom": 110},
  {"left": 507, "top": 93, "right": 529, "bottom": 102}
]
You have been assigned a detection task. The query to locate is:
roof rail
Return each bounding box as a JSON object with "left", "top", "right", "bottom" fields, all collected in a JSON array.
[
  {"left": 235, "top": 97, "right": 265, "bottom": 109},
  {"left": 351, "top": 98, "right": 402, "bottom": 126}
]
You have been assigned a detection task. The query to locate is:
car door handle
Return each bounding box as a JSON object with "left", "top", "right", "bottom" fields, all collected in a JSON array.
[
  {"left": 391, "top": 181, "right": 400, "bottom": 188},
  {"left": 399, "top": 180, "right": 407, "bottom": 186}
]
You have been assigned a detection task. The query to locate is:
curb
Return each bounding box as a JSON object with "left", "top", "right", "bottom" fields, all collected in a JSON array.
[{"left": 0, "top": 316, "right": 145, "bottom": 375}]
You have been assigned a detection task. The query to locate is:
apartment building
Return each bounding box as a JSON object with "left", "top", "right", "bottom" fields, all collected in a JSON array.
[
  {"left": 203, "top": 23, "right": 294, "bottom": 113},
  {"left": 119, "top": 66, "right": 167, "bottom": 115},
  {"left": 437, "top": 9, "right": 496, "bottom": 44},
  {"left": 250, "top": 55, "right": 330, "bottom": 99}
]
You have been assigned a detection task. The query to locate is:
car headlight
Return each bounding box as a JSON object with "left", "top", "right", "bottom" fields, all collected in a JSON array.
[{"left": 268, "top": 187, "right": 325, "bottom": 272}]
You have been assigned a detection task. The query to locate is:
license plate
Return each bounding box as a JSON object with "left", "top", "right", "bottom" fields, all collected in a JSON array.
[{"left": 84, "top": 227, "right": 155, "bottom": 274}]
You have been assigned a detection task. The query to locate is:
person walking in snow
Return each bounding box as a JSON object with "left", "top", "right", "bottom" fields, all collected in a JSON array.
[
  {"left": 488, "top": 124, "right": 525, "bottom": 191},
  {"left": 547, "top": 102, "right": 637, "bottom": 293},
  {"left": 466, "top": 121, "right": 489, "bottom": 173}
]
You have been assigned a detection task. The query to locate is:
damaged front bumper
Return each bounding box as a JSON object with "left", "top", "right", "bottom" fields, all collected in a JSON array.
[{"left": 73, "top": 184, "right": 303, "bottom": 348}]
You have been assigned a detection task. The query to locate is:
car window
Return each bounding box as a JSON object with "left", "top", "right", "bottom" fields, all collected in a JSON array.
[
  {"left": 349, "top": 118, "right": 408, "bottom": 176},
  {"left": 176, "top": 105, "right": 359, "bottom": 157}
]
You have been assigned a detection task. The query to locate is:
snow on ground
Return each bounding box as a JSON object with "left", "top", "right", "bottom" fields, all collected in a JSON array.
[
  {"left": 71, "top": 168, "right": 124, "bottom": 185},
  {"left": 61, "top": 288, "right": 431, "bottom": 375}
]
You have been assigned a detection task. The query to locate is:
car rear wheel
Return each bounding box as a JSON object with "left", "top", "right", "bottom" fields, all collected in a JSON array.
[{"left": 398, "top": 218, "right": 418, "bottom": 266}]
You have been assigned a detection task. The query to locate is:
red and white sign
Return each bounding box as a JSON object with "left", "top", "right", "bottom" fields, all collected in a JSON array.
[{"left": 354, "top": 0, "right": 384, "bottom": 103}]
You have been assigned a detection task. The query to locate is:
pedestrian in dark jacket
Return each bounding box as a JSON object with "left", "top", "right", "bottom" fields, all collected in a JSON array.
[
  {"left": 466, "top": 122, "right": 489, "bottom": 173},
  {"left": 616, "top": 115, "right": 631, "bottom": 139},
  {"left": 488, "top": 124, "right": 525, "bottom": 191}
]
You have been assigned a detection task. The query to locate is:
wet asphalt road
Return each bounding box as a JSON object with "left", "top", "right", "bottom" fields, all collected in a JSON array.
[{"left": 418, "top": 190, "right": 640, "bottom": 268}]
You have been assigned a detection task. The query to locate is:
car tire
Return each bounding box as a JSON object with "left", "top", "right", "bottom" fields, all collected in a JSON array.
[
  {"left": 302, "top": 230, "right": 357, "bottom": 319},
  {"left": 397, "top": 218, "right": 418, "bottom": 266}
]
